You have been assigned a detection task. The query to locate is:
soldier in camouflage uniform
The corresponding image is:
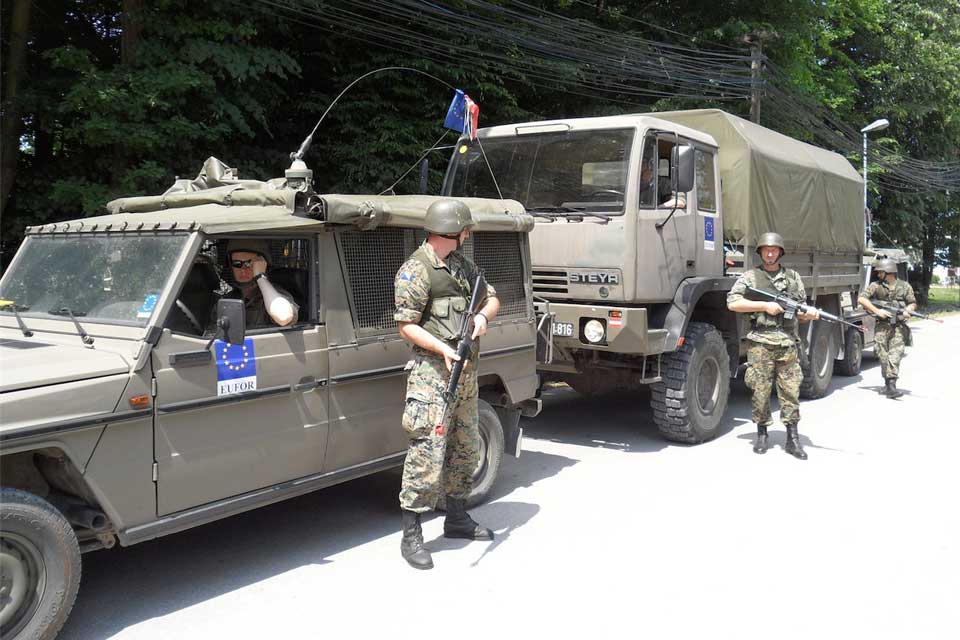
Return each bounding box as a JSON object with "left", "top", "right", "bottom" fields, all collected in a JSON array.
[
  {"left": 393, "top": 199, "right": 500, "bottom": 570},
  {"left": 858, "top": 258, "right": 917, "bottom": 399},
  {"left": 727, "top": 232, "right": 820, "bottom": 460}
]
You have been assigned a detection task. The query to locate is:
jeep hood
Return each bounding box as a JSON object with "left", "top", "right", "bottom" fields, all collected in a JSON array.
[{"left": 0, "top": 339, "right": 131, "bottom": 393}]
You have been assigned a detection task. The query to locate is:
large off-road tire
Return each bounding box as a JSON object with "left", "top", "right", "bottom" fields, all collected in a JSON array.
[
  {"left": 0, "top": 489, "right": 81, "bottom": 640},
  {"left": 800, "top": 320, "right": 839, "bottom": 398},
  {"left": 651, "top": 322, "right": 731, "bottom": 444},
  {"left": 467, "top": 400, "right": 505, "bottom": 508},
  {"left": 834, "top": 326, "right": 863, "bottom": 377}
]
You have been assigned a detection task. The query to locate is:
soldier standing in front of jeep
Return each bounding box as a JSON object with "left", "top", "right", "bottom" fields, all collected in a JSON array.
[
  {"left": 858, "top": 258, "right": 917, "bottom": 399},
  {"left": 393, "top": 200, "right": 500, "bottom": 570},
  {"left": 727, "top": 232, "right": 819, "bottom": 459}
]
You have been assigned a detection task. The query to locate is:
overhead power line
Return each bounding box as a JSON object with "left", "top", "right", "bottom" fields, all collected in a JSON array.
[{"left": 249, "top": 0, "right": 960, "bottom": 192}]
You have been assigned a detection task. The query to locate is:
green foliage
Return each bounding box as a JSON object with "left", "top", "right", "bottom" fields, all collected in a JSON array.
[{"left": 2, "top": 0, "right": 958, "bottom": 287}]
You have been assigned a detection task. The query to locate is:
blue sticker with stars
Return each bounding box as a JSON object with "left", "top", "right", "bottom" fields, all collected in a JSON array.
[
  {"left": 704, "top": 217, "right": 716, "bottom": 250},
  {"left": 215, "top": 338, "right": 257, "bottom": 396},
  {"left": 137, "top": 293, "right": 159, "bottom": 319}
]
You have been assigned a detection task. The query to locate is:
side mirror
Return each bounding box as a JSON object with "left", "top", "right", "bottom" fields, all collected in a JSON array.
[
  {"left": 216, "top": 299, "right": 246, "bottom": 345},
  {"left": 672, "top": 145, "right": 695, "bottom": 194}
]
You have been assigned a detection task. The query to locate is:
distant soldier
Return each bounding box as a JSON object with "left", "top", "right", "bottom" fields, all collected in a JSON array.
[
  {"left": 393, "top": 200, "right": 500, "bottom": 570},
  {"left": 727, "top": 232, "right": 819, "bottom": 459},
  {"left": 858, "top": 258, "right": 917, "bottom": 399}
]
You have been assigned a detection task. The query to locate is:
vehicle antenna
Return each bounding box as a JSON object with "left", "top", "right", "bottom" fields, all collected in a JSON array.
[{"left": 290, "top": 66, "right": 455, "bottom": 163}]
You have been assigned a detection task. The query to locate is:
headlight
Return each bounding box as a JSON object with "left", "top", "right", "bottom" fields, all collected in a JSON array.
[{"left": 583, "top": 319, "right": 605, "bottom": 343}]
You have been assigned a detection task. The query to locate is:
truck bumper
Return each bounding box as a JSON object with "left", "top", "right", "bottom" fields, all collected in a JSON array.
[{"left": 535, "top": 301, "right": 671, "bottom": 355}]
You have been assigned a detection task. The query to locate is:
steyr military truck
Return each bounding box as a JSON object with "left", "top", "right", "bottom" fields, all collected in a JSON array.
[
  {"left": 0, "top": 157, "right": 539, "bottom": 640},
  {"left": 442, "top": 109, "right": 865, "bottom": 443}
]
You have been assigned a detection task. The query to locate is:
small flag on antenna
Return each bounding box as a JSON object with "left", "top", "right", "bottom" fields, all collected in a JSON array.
[{"left": 444, "top": 89, "right": 480, "bottom": 140}]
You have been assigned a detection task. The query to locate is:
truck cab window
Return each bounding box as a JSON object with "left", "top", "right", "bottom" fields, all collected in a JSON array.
[{"left": 695, "top": 150, "right": 717, "bottom": 212}]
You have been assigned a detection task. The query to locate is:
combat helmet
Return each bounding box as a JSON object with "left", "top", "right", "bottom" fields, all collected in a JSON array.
[
  {"left": 875, "top": 258, "right": 898, "bottom": 275},
  {"left": 226, "top": 238, "right": 271, "bottom": 265},
  {"left": 424, "top": 199, "right": 475, "bottom": 236},
  {"left": 755, "top": 232, "right": 785, "bottom": 255}
]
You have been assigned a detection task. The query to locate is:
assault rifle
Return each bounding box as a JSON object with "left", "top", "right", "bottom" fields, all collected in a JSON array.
[
  {"left": 872, "top": 300, "right": 944, "bottom": 325},
  {"left": 745, "top": 286, "right": 864, "bottom": 332},
  {"left": 436, "top": 269, "right": 487, "bottom": 435}
]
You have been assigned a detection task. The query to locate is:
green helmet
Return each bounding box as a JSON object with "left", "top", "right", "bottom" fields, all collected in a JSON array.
[
  {"left": 226, "top": 238, "right": 271, "bottom": 265},
  {"left": 875, "top": 258, "right": 898, "bottom": 274},
  {"left": 425, "top": 200, "right": 475, "bottom": 236},
  {"left": 756, "top": 232, "right": 785, "bottom": 255}
]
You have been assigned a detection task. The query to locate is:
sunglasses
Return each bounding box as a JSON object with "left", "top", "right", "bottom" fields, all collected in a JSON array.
[{"left": 231, "top": 259, "right": 256, "bottom": 269}]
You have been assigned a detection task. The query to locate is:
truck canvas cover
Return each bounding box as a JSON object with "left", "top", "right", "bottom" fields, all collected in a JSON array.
[{"left": 654, "top": 109, "right": 864, "bottom": 254}]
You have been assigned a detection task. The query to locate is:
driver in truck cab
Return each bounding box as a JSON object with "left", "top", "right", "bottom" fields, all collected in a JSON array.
[{"left": 639, "top": 155, "right": 686, "bottom": 209}]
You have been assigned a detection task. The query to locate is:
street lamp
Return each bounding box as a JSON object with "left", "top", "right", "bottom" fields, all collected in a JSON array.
[{"left": 861, "top": 118, "right": 889, "bottom": 246}]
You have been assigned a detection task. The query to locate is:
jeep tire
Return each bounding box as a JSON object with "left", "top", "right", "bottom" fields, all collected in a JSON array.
[
  {"left": 0, "top": 489, "right": 81, "bottom": 640},
  {"left": 651, "top": 322, "right": 730, "bottom": 444},
  {"left": 467, "top": 400, "right": 505, "bottom": 508}
]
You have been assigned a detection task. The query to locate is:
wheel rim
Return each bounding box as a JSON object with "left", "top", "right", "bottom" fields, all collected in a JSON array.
[
  {"left": 815, "top": 334, "right": 831, "bottom": 378},
  {"left": 850, "top": 334, "right": 862, "bottom": 370},
  {"left": 0, "top": 533, "right": 46, "bottom": 638},
  {"left": 695, "top": 356, "right": 721, "bottom": 415},
  {"left": 472, "top": 421, "right": 490, "bottom": 485}
]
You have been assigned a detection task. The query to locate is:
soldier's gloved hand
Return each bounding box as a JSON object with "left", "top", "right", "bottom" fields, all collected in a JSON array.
[
  {"left": 765, "top": 302, "right": 783, "bottom": 316},
  {"left": 440, "top": 344, "right": 461, "bottom": 372},
  {"left": 471, "top": 313, "right": 488, "bottom": 339}
]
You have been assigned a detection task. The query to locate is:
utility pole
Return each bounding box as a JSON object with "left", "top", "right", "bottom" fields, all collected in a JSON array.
[{"left": 743, "top": 31, "right": 776, "bottom": 124}]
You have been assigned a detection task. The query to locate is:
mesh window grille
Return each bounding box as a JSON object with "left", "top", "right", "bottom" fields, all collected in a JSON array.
[{"left": 339, "top": 229, "right": 528, "bottom": 334}]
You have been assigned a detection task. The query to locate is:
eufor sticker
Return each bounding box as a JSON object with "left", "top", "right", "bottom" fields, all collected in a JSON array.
[
  {"left": 215, "top": 338, "right": 257, "bottom": 396},
  {"left": 704, "top": 217, "right": 716, "bottom": 251},
  {"left": 137, "top": 293, "right": 159, "bottom": 319}
]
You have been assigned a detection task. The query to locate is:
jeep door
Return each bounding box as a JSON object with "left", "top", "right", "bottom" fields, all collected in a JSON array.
[{"left": 151, "top": 237, "right": 330, "bottom": 516}]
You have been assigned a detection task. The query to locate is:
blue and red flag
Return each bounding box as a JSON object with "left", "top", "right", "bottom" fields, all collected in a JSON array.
[{"left": 444, "top": 89, "right": 480, "bottom": 140}]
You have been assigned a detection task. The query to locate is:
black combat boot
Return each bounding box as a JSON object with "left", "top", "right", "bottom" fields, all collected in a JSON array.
[
  {"left": 753, "top": 425, "right": 769, "bottom": 454},
  {"left": 784, "top": 425, "right": 808, "bottom": 460},
  {"left": 885, "top": 378, "right": 904, "bottom": 399},
  {"left": 400, "top": 509, "right": 433, "bottom": 570},
  {"left": 443, "top": 497, "right": 494, "bottom": 541}
]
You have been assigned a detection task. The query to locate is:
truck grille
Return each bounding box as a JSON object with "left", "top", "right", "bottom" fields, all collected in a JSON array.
[{"left": 532, "top": 268, "right": 569, "bottom": 295}]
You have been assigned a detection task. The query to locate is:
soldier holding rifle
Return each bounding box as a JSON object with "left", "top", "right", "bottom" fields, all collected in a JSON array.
[
  {"left": 858, "top": 258, "right": 917, "bottom": 399},
  {"left": 727, "top": 232, "right": 819, "bottom": 460},
  {"left": 393, "top": 200, "right": 500, "bottom": 570}
]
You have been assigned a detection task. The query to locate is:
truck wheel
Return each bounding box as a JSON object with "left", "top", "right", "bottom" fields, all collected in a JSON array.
[
  {"left": 467, "top": 400, "right": 505, "bottom": 508},
  {"left": 650, "top": 322, "right": 730, "bottom": 444},
  {"left": 800, "top": 321, "right": 838, "bottom": 398},
  {"left": 0, "top": 489, "right": 81, "bottom": 640},
  {"left": 834, "top": 327, "right": 863, "bottom": 377}
]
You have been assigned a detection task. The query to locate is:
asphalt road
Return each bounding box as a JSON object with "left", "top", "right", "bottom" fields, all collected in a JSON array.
[{"left": 60, "top": 316, "right": 959, "bottom": 640}]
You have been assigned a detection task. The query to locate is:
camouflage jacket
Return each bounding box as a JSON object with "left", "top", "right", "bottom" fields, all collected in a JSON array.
[
  {"left": 394, "top": 241, "right": 496, "bottom": 354},
  {"left": 727, "top": 266, "right": 806, "bottom": 347},
  {"left": 862, "top": 278, "right": 916, "bottom": 326}
]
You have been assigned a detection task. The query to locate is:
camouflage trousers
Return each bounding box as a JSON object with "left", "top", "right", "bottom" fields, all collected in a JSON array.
[
  {"left": 874, "top": 323, "right": 907, "bottom": 380},
  {"left": 744, "top": 340, "right": 802, "bottom": 428},
  {"left": 399, "top": 352, "right": 479, "bottom": 513}
]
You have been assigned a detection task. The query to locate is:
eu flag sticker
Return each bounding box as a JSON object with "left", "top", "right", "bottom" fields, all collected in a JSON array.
[
  {"left": 704, "top": 217, "right": 716, "bottom": 251},
  {"left": 215, "top": 338, "right": 257, "bottom": 396}
]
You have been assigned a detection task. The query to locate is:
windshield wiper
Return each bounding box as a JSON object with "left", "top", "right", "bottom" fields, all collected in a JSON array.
[
  {"left": 527, "top": 206, "right": 611, "bottom": 224},
  {"left": 0, "top": 301, "right": 34, "bottom": 337},
  {"left": 49, "top": 307, "right": 95, "bottom": 346}
]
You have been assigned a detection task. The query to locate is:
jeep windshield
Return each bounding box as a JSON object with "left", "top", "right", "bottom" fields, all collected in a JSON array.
[
  {"left": 444, "top": 128, "right": 633, "bottom": 215},
  {"left": 0, "top": 234, "right": 190, "bottom": 327}
]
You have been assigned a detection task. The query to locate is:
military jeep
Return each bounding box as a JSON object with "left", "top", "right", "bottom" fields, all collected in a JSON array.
[{"left": 0, "top": 158, "right": 539, "bottom": 640}]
